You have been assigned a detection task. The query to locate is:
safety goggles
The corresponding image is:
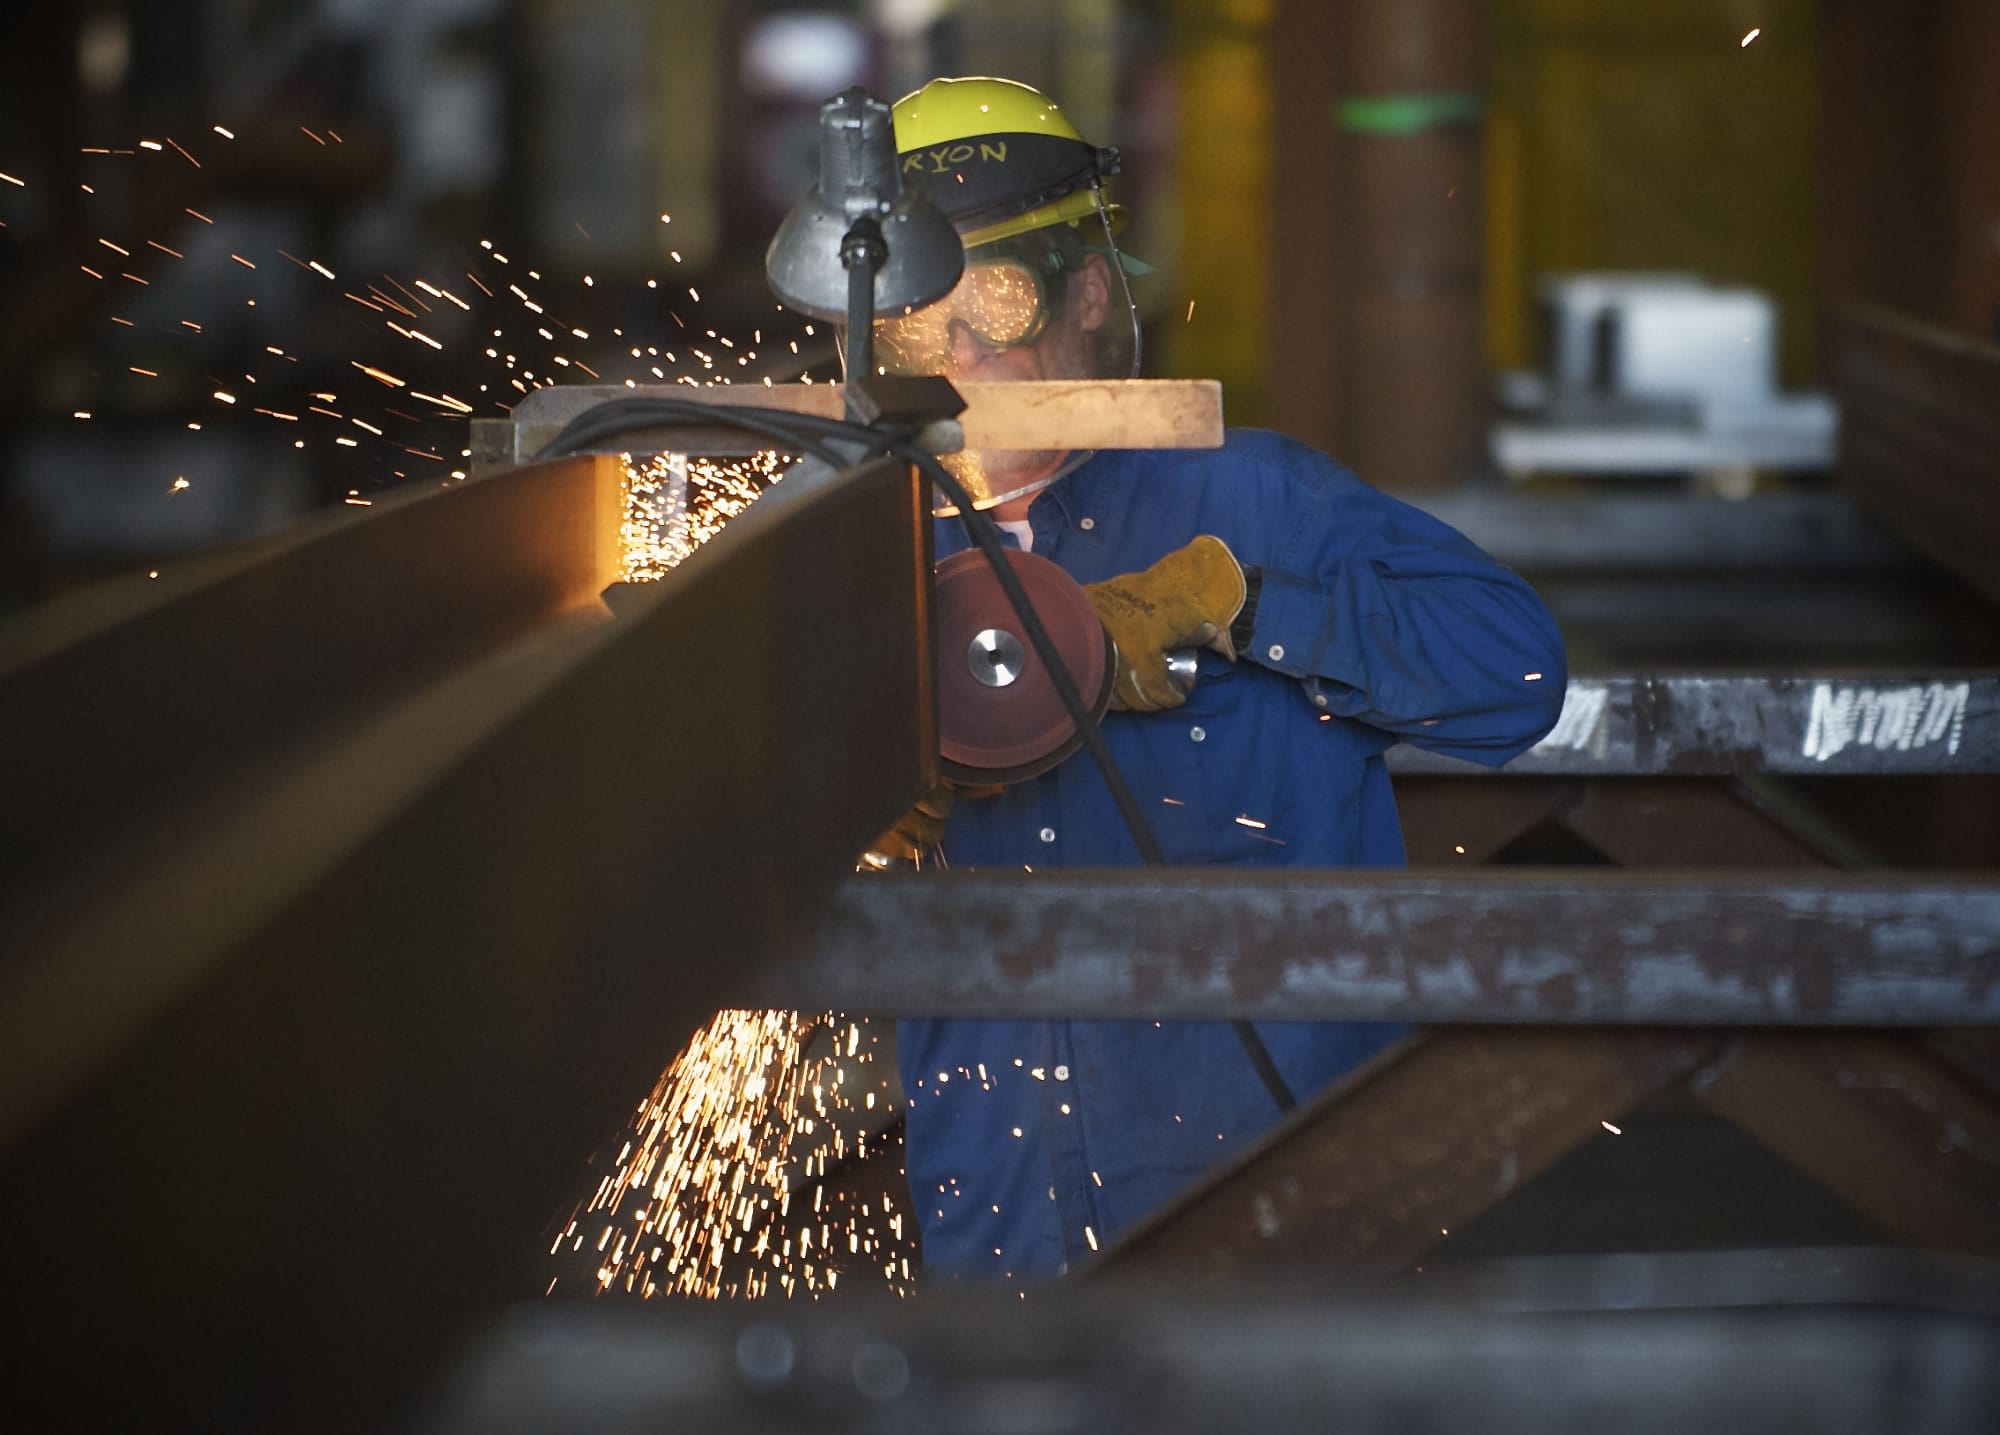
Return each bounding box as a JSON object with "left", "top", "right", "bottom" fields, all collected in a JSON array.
[{"left": 873, "top": 250, "right": 1065, "bottom": 375}]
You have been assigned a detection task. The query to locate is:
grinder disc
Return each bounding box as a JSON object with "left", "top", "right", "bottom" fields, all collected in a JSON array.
[{"left": 934, "top": 547, "right": 1115, "bottom": 786}]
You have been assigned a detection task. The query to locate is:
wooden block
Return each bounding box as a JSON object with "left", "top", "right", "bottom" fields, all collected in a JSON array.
[{"left": 476, "top": 379, "right": 1225, "bottom": 469}]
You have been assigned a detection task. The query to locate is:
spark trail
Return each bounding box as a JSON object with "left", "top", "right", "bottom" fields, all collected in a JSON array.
[{"left": 550, "top": 1012, "right": 912, "bottom": 1300}]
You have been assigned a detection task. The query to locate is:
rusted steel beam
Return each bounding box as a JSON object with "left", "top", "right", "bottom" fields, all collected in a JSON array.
[
  {"left": 1696, "top": 1034, "right": 2000, "bottom": 1259},
  {"left": 1093, "top": 1029, "right": 1715, "bottom": 1285},
  {"left": 470, "top": 379, "right": 1227, "bottom": 468},
  {"left": 421, "top": 1293, "right": 2000, "bottom": 1433},
  {"left": 0, "top": 453, "right": 932, "bottom": 1428},
  {"left": 1391, "top": 776, "right": 1582, "bottom": 863},
  {"left": 1554, "top": 780, "right": 1843, "bottom": 869},
  {"left": 1397, "top": 774, "right": 1880, "bottom": 871},
  {"left": 761, "top": 871, "right": 2000, "bottom": 1026},
  {"left": 1402, "top": 1245, "right": 2000, "bottom": 1317},
  {"left": 1924, "top": 1031, "right": 2000, "bottom": 1107},
  {"left": 1833, "top": 305, "right": 2000, "bottom": 606},
  {"left": 0, "top": 454, "right": 625, "bottom": 955},
  {"left": 1388, "top": 673, "right": 2000, "bottom": 777},
  {"left": 1398, "top": 775, "right": 1869, "bottom": 870}
]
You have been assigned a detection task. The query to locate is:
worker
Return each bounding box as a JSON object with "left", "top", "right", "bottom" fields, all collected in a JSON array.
[{"left": 873, "top": 76, "right": 1567, "bottom": 1283}]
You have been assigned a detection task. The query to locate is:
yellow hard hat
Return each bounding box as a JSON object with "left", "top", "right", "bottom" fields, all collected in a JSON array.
[{"left": 892, "top": 76, "right": 1122, "bottom": 249}]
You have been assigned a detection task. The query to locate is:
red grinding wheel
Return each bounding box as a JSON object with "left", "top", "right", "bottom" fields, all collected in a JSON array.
[{"left": 934, "top": 547, "right": 1115, "bottom": 786}]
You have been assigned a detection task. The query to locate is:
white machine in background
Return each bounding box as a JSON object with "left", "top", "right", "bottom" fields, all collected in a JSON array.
[{"left": 1491, "top": 273, "right": 1837, "bottom": 491}]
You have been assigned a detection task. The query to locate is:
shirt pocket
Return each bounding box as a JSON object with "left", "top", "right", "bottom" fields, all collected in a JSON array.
[
  {"left": 1125, "top": 656, "right": 1256, "bottom": 864},
  {"left": 1143, "top": 748, "right": 1212, "bottom": 861}
]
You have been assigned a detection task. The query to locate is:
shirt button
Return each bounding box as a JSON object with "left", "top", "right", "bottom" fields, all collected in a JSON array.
[
  {"left": 1079, "top": 516, "right": 1095, "bottom": 531},
  {"left": 1314, "top": 693, "right": 1329, "bottom": 709},
  {"left": 1054, "top": 1065, "right": 1070, "bottom": 1081},
  {"left": 1189, "top": 726, "right": 1206, "bottom": 742},
  {"left": 1267, "top": 643, "right": 1285, "bottom": 662},
  {"left": 1038, "top": 827, "right": 1057, "bottom": 843}
]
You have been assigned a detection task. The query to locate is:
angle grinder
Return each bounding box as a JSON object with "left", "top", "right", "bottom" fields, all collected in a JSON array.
[
  {"left": 931, "top": 546, "right": 1295, "bottom": 1114},
  {"left": 933, "top": 548, "right": 1196, "bottom": 786}
]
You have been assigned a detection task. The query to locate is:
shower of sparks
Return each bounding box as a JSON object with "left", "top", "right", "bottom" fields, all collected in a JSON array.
[
  {"left": 580, "top": 438, "right": 897, "bottom": 1303},
  {"left": 3, "top": 119, "right": 834, "bottom": 505},
  {"left": 552, "top": 1011, "right": 913, "bottom": 1301},
  {"left": 619, "top": 449, "right": 793, "bottom": 581}
]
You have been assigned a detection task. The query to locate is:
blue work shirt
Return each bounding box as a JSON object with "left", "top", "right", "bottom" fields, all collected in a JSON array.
[{"left": 897, "top": 429, "right": 1566, "bottom": 1284}]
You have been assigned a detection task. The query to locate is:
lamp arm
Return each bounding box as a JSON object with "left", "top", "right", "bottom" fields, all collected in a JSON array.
[{"left": 839, "top": 214, "right": 887, "bottom": 417}]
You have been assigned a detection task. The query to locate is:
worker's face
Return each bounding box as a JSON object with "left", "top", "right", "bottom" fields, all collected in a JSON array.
[
  {"left": 877, "top": 237, "right": 1111, "bottom": 379},
  {"left": 874, "top": 241, "right": 1112, "bottom": 509}
]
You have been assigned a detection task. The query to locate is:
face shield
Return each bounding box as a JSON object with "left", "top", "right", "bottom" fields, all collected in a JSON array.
[{"left": 844, "top": 186, "right": 1145, "bottom": 513}]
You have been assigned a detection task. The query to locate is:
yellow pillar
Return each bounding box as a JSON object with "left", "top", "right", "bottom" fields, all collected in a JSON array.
[{"left": 1163, "top": 0, "right": 1273, "bottom": 424}]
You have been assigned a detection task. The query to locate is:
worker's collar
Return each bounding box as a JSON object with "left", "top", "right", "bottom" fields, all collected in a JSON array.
[{"left": 1025, "top": 456, "right": 1106, "bottom": 543}]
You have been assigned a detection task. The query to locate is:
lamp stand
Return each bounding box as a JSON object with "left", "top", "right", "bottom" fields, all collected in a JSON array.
[{"left": 840, "top": 214, "right": 887, "bottom": 422}]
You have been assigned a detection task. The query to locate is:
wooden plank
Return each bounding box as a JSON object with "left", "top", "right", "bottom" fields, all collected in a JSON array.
[{"left": 473, "top": 379, "right": 1226, "bottom": 469}]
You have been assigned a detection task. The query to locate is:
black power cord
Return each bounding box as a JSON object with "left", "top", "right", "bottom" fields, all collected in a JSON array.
[{"left": 537, "top": 397, "right": 1298, "bottom": 1116}]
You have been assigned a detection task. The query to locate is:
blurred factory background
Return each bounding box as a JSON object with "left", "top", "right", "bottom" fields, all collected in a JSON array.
[
  {"left": 5, "top": 1, "right": 1996, "bottom": 597},
  {"left": 5, "top": 3, "right": 2000, "bottom": 1429}
]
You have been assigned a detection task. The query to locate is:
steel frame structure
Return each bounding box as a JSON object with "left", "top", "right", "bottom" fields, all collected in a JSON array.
[
  {"left": 760, "top": 871, "right": 2000, "bottom": 1026},
  {"left": 0, "top": 447, "right": 934, "bottom": 1426},
  {"left": 6, "top": 344, "right": 1999, "bottom": 1425}
]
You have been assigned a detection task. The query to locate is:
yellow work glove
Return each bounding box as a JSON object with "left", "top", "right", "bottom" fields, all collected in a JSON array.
[
  {"left": 1084, "top": 534, "right": 1248, "bottom": 712},
  {"left": 861, "top": 784, "right": 955, "bottom": 867},
  {"left": 860, "top": 781, "right": 1004, "bottom": 867}
]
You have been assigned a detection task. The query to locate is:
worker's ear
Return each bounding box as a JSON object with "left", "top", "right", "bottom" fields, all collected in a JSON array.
[{"left": 1073, "top": 251, "right": 1112, "bottom": 335}]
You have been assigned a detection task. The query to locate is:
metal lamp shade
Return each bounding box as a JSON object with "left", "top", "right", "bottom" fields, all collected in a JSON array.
[{"left": 764, "top": 88, "right": 965, "bottom": 322}]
